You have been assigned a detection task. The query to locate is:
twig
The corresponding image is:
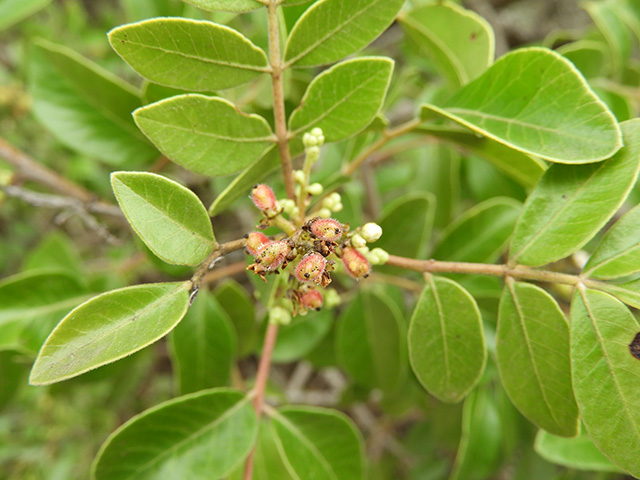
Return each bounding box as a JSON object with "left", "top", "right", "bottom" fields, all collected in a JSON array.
[
  {"left": 1, "top": 184, "right": 120, "bottom": 244},
  {"left": 243, "top": 322, "right": 279, "bottom": 480},
  {"left": 267, "top": 2, "right": 296, "bottom": 201},
  {"left": 0, "top": 136, "right": 124, "bottom": 220},
  {"left": 190, "top": 238, "right": 247, "bottom": 289},
  {"left": 202, "top": 261, "right": 247, "bottom": 284}
]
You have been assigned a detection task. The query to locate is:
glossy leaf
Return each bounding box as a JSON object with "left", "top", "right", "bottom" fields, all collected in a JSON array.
[
  {"left": 169, "top": 293, "right": 236, "bottom": 394},
  {"left": 135, "top": 94, "right": 274, "bottom": 177},
  {"left": 92, "top": 389, "right": 257, "bottom": 480},
  {"left": 409, "top": 276, "right": 486, "bottom": 403},
  {"left": 111, "top": 172, "right": 215, "bottom": 266},
  {"left": 535, "top": 427, "right": 625, "bottom": 473},
  {"left": 29, "top": 282, "right": 190, "bottom": 385},
  {"left": 418, "top": 124, "right": 546, "bottom": 188},
  {"left": 584, "top": 204, "right": 640, "bottom": 279},
  {"left": 571, "top": 288, "right": 640, "bottom": 476},
  {"left": 497, "top": 282, "right": 578, "bottom": 436},
  {"left": 29, "top": 39, "right": 156, "bottom": 167},
  {"left": 209, "top": 146, "right": 279, "bottom": 215},
  {"left": 376, "top": 193, "right": 434, "bottom": 260},
  {"left": 510, "top": 119, "right": 640, "bottom": 266},
  {"left": 336, "top": 290, "right": 406, "bottom": 392},
  {"left": 289, "top": 57, "right": 393, "bottom": 143},
  {"left": 271, "top": 406, "right": 365, "bottom": 480},
  {"left": 0, "top": 270, "right": 89, "bottom": 351},
  {"left": 284, "top": 0, "right": 404, "bottom": 67},
  {"left": 180, "top": 0, "right": 262, "bottom": 13},
  {"left": 433, "top": 197, "right": 521, "bottom": 263},
  {"left": 272, "top": 310, "right": 332, "bottom": 364},
  {"left": 109, "top": 18, "right": 268, "bottom": 91},
  {"left": 214, "top": 279, "right": 256, "bottom": 357},
  {"left": 422, "top": 47, "right": 622, "bottom": 164},
  {"left": 0, "top": 0, "right": 51, "bottom": 31},
  {"left": 400, "top": 2, "right": 494, "bottom": 87}
]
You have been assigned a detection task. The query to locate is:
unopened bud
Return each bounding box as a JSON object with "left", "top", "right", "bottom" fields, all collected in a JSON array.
[
  {"left": 303, "top": 132, "right": 318, "bottom": 148},
  {"left": 361, "top": 223, "right": 382, "bottom": 242},
  {"left": 295, "top": 253, "right": 327, "bottom": 283},
  {"left": 310, "top": 218, "right": 343, "bottom": 242},
  {"left": 251, "top": 184, "right": 277, "bottom": 211},
  {"left": 245, "top": 231, "right": 270, "bottom": 256},
  {"left": 318, "top": 208, "right": 332, "bottom": 218},
  {"left": 307, "top": 183, "right": 323, "bottom": 196},
  {"left": 269, "top": 306, "right": 291, "bottom": 325},
  {"left": 323, "top": 288, "right": 341, "bottom": 308},
  {"left": 306, "top": 146, "right": 320, "bottom": 158},
  {"left": 350, "top": 234, "right": 366, "bottom": 248},
  {"left": 368, "top": 247, "right": 389, "bottom": 265},
  {"left": 332, "top": 202, "right": 343, "bottom": 212},
  {"left": 300, "top": 289, "right": 323, "bottom": 311},
  {"left": 280, "top": 199, "right": 296, "bottom": 215},
  {"left": 342, "top": 247, "right": 371, "bottom": 279},
  {"left": 294, "top": 170, "right": 305, "bottom": 184},
  {"left": 255, "top": 241, "right": 291, "bottom": 271}
]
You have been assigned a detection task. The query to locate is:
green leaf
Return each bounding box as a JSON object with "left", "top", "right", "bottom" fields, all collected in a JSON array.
[
  {"left": 0, "top": 349, "right": 26, "bottom": 411},
  {"left": 584, "top": 204, "right": 640, "bottom": 279},
  {"left": 214, "top": 279, "right": 256, "bottom": 357},
  {"left": 271, "top": 406, "right": 365, "bottom": 480},
  {"left": 584, "top": 0, "right": 631, "bottom": 78},
  {"left": 450, "top": 386, "right": 502, "bottom": 480},
  {"left": 409, "top": 276, "right": 486, "bottom": 403},
  {"left": 571, "top": 288, "right": 640, "bottom": 477},
  {"left": 422, "top": 47, "right": 622, "bottom": 163},
  {"left": 376, "top": 192, "right": 434, "bottom": 260},
  {"left": 109, "top": 18, "right": 268, "bottom": 91},
  {"left": 284, "top": 0, "right": 404, "bottom": 67},
  {"left": 180, "top": 0, "right": 262, "bottom": 13},
  {"left": 510, "top": 119, "right": 640, "bottom": 266},
  {"left": 289, "top": 57, "right": 393, "bottom": 143},
  {"left": 23, "top": 232, "right": 83, "bottom": 276},
  {"left": 111, "top": 172, "right": 215, "bottom": 266},
  {"left": 497, "top": 282, "right": 578, "bottom": 436},
  {"left": 92, "top": 389, "right": 257, "bottom": 480},
  {"left": 336, "top": 290, "right": 406, "bottom": 392},
  {"left": 418, "top": 124, "right": 546, "bottom": 188},
  {"left": 535, "top": 427, "right": 625, "bottom": 473},
  {"left": 557, "top": 40, "right": 607, "bottom": 79},
  {"left": 272, "top": 309, "right": 333, "bottom": 364},
  {"left": 596, "top": 279, "right": 640, "bottom": 309},
  {"left": 0, "top": 270, "right": 90, "bottom": 351},
  {"left": 134, "top": 94, "right": 274, "bottom": 177},
  {"left": 29, "top": 282, "right": 191, "bottom": 385},
  {"left": 29, "top": 39, "right": 156, "bottom": 167},
  {"left": 433, "top": 197, "right": 521, "bottom": 264},
  {"left": 169, "top": 293, "right": 236, "bottom": 394},
  {"left": 209, "top": 146, "right": 279, "bottom": 215},
  {"left": 0, "top": 0, "right": 51, "bottom": 31},
  {"left": 400, "top": 2, "right": 494, "bottom": 87}
]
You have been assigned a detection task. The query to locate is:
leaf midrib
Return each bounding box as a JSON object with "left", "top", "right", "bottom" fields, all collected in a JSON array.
[
  {"left": 579, "top": 289, "right": 640, "bottom": 442},
  {"left": 125, "top": 395, "right": 251, "bottom": 479}
]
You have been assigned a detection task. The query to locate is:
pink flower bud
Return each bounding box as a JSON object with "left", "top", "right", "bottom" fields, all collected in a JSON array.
[
  {"left": 342, "top": 247, "right": 370, "bottom": 279},
  {"left": 310, "top": 218, "right": 343, "bottom": 242},
  {"left": 245, "top": 231, "right": 270, "bottom": 256},
  {"left": 295, "top": 253, "right": 326, "bottom": 283},
  {"left": 255, "top": 241, "right": 291, "bottom": 271},
  {"left": 251, "top": 184, "right": 277, "bottom": 211},
  {"left": 300, "top": 289, "right": 323, "bottom": 311}
]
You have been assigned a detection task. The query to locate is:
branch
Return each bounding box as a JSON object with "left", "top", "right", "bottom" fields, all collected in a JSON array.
[
  {"left": 1, "top": 184, "right": 120, "bottom": 244},
  {"left": 267, "top": 2, "right": 296, "bottom": 201},
  {"left": 0, "top": 135, "right": 124, "bottom": 220},
  {"left": 190, "top": 238, "right": 247, "bottom": 289},
  {"left": 385, "top": 254, "right": 609, "bottom": 290}
]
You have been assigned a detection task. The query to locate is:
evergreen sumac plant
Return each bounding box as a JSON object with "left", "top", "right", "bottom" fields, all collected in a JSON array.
[{"left": 4, "top": 0, "right": 640, "bottom": 478}]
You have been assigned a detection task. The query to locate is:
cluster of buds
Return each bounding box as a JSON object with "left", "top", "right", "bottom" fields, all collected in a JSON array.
[{"left": 243, "top": 128, "right": 388, "bottom": 318}]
